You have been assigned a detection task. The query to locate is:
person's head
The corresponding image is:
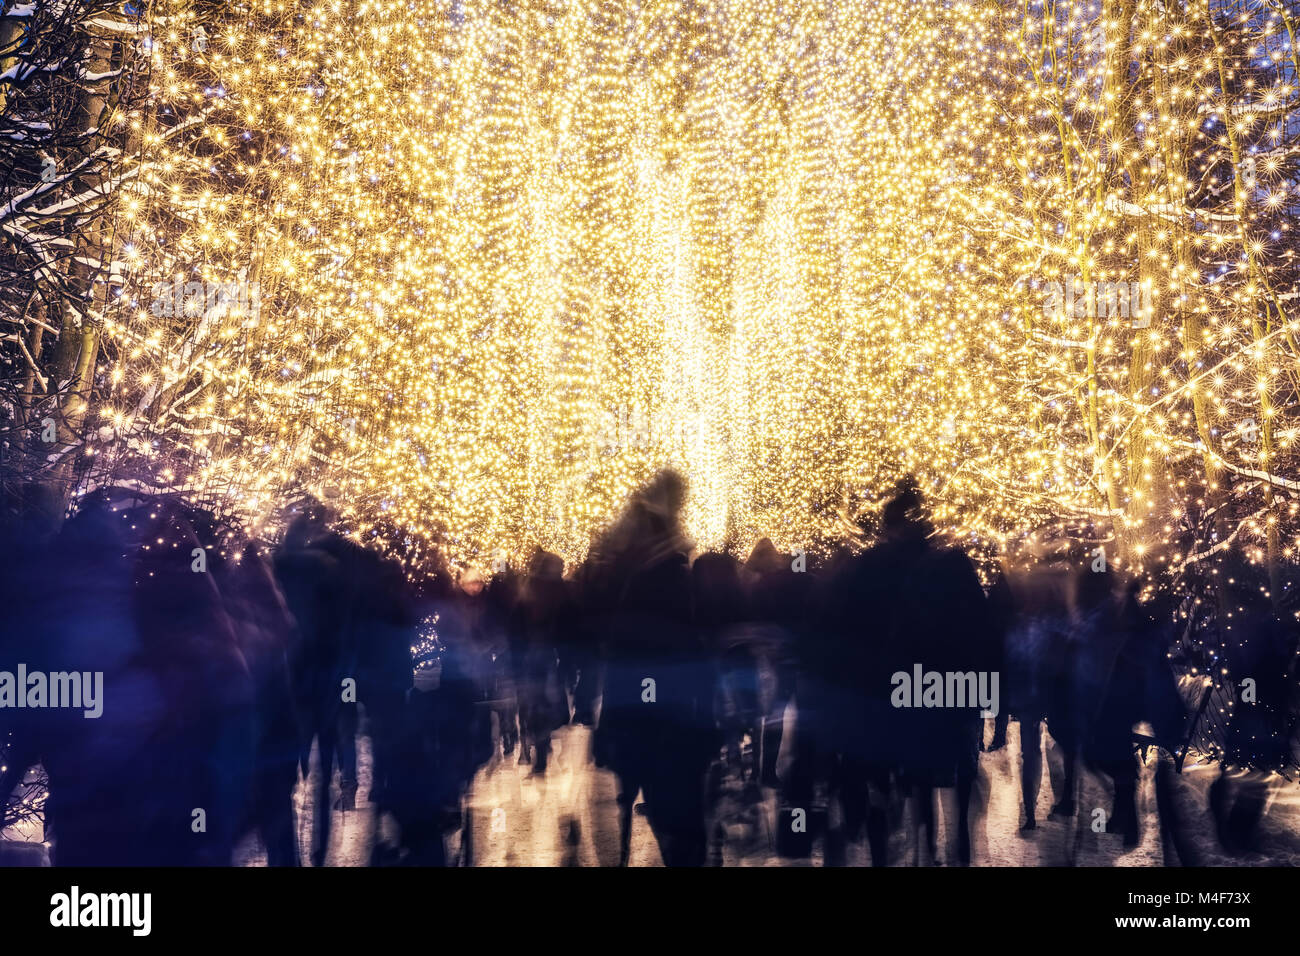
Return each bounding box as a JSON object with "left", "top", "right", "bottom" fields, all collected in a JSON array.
[
  {"left": 281, "top": 496, "right": 331, "bottom": 550},
  {"left": 641, "top": 468, "right": 688, "bottom": 519},
  {"left": 744, "top": 537, "right": 785, "bottom": 575},
  {"left": 880, "top": 474, "right": 932, "bottom": 542},
  {"left": 528, "top": 548, "right": 565, "bottom": 581},
  {"left": 459, "top": 565, "right": 487, "bottom": 597}
]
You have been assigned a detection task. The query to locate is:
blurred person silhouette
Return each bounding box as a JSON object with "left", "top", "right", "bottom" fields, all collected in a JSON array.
[
  {"left": 442, "top": 564, "right": 518, "bottom": 762},
  {"left": 14, "top": 494, "right": 255, "bottom": 865},
  {"left": 511, "top": 549, "right": 572, "bottom": 775},
  {"left": 387, "top": 615, "right": 484, "bottom": 866},
  {"left": 822, "top": 514, "right": 898, "bottom": 866},
  {"left": 741, "top": 538, "right": 809, "bottom": 791},
  {"left": 690, "top": 550, "right": 751, "bottom": 863},
  {"left": 274, "top": 502, "right": 417, "bottom": 863},
  {"left": 558, "top": 568, "right": 601, "bottom": 728},
  {"left": 1071, "top": 557, "right": 1141, "bottom": 844},
  {"left": 1036, "top": 540, "right": 1137, "bottom": 832},
  {"left": 691, "top": 551, "right": 750, "bottom": 781},
  {"left": 1206, "top": 558, "right": 1295, "bottom": 855},
  {"left": 828, "top": 476, "right": 994, "bottom": 865},
  {"left": 994, "top": 530, "right": 1185, "bottom": 849},
  {"left": 591, "top": 470, "right": 714, "bottom": 865},
  {"left": 205, "top": 531, "right": 302, "bottom": 867},
  {"left": 741, "top": 538, "right": 819, "bottom": 854},
  {"left": 988, "top": 536, "right": 1077, "bottom": 832},
  {"left": 273, "top": 503, "right": 356, "bottom": 864}
]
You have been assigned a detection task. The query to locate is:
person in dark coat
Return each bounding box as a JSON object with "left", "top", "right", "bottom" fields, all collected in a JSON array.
[
  {"left": 827, "top": 476, "right": 995, "bottom": 865},
  {"left": 691, "top": 551, "right": 749, "bottom": 777},
  {"left": 388, "top": 618, "right": 485, "bottom": 866},
  {"left": 446, "top": 565, "right": 518, "bottom": 761},
  {"left": 273, "top": 505, "right": 416, "bottom": 863},
  {"left": 989, "top": 545, "right": 1076, "bottom": 832},
  {"left": 211, "top": 537, "right": 302, "bottom": 867},
  {"left": 822, "top": 527, "right": 898, "bottom": 865},
  {"left": 742, "top": 539, "right": 810, "bottom": 790},
  {"left": 273, "top": 506, "right": 356, "bottom": 866},
  {"left": 16, "top": 494, "right": 256, "bottom": 866},
  {"left": 591, "top": 470, "right": 714, "bottom": 866},
  {"left": 511, "top": 550, "right": 572, "bottom": 775}
]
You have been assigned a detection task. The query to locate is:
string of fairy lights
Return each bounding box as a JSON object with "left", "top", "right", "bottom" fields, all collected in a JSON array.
[{"left": 81, "top": 0, "right": 1298, "bottom": 592}]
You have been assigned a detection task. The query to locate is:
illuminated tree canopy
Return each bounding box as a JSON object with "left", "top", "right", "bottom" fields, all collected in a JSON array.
[{"left": 2, "top": 0, "right": 1299, "bottom": 582}]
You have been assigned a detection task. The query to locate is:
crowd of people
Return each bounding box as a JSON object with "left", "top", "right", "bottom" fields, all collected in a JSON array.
[
  {"left": 2, "top": 469, "right": 1289, "bottom": 866},
  {"left": 273, "top": 469, "right": 1187, "bottom": 866}
]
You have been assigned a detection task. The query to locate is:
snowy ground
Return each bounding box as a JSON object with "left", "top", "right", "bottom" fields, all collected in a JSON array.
[
  {"left": 5, "top": 715, "right": 1297, "bottom": 867},
  {"left": 225, "top": 717, "right": 1300, "bottom": 867}
]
